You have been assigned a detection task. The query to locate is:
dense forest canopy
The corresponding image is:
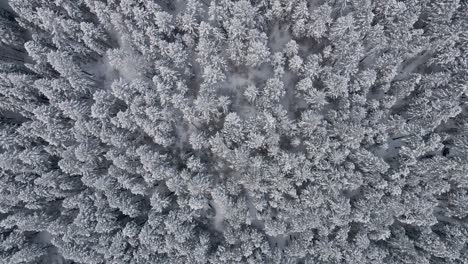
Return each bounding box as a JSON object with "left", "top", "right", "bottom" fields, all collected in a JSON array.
[{"left": 0, "top": 0, "right": 467, "bottom": 263}]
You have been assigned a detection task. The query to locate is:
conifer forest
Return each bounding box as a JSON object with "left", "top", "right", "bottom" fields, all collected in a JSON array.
[{"left": 0, "top": 0, "right": 467, "bottom": 263}]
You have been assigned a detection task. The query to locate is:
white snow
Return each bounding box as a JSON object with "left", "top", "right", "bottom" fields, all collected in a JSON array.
[
  {"left": 34, "top": 230, "right": 52, "bottom": 244},
  {"left": 245, "top": 192, "right": 265, "bottom": 229},
  {"left": 0, "top": 0, "right": 13, "bottom": 12},
  {"left": 268, "top": 24, "right": 293, "bottom": 52},
  {"left": 210, "top": 199, "right": 227, "bottom": 231}
]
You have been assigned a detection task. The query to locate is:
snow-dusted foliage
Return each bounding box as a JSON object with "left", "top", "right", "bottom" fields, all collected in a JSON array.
[{"left": 0, "top": 0, "right": 467, "bottom": 263}]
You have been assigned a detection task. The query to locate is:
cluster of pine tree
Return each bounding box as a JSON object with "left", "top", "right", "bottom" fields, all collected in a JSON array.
[{"left": 0, "top": 0, "right": 467, "bottom": 263}]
